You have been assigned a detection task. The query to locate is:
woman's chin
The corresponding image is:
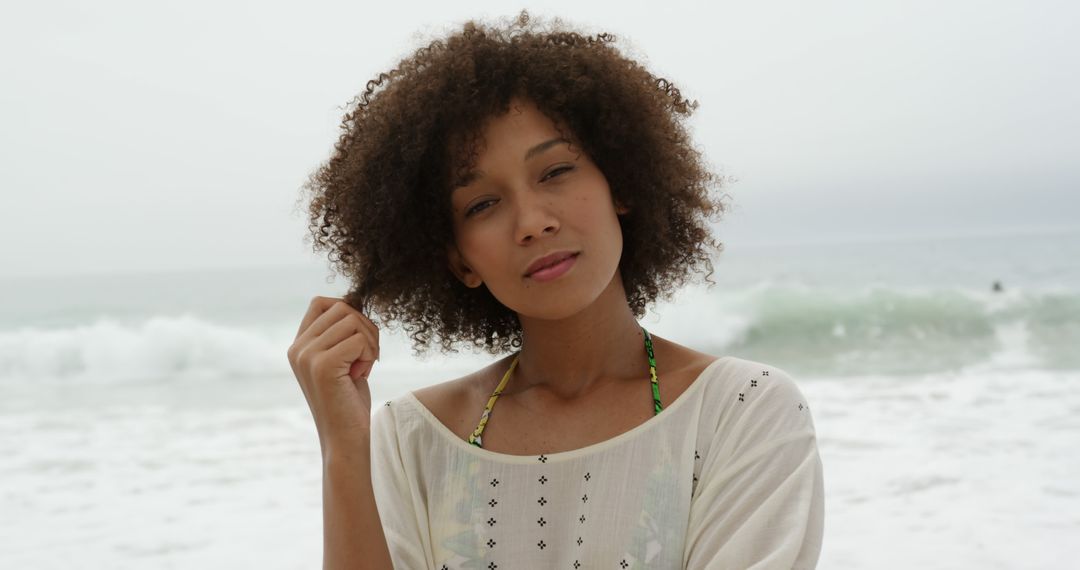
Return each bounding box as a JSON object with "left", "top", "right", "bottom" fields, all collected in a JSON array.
[{"left": 505, "top": 289, "right": 609, "bottom": 319}]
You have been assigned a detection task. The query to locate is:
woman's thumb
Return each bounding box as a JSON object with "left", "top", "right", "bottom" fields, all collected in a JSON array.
[{"left": 349, "top": 359, "right": 374, "bottom": 382}]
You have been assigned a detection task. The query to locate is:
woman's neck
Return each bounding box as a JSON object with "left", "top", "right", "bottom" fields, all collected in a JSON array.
[{"left": 511, "top": 278, "right": 649, "bottom": 403}]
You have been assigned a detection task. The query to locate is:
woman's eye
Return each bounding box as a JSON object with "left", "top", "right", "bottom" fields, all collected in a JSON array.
[
  {"left": 466, "top": 199, "right": 494, "bottom": 217},
  {"left": 464, "top": 167, "right": 573, "bottom": 218},
  {"left": 542, "top": 165, "right": 573, "bottom": 182}
]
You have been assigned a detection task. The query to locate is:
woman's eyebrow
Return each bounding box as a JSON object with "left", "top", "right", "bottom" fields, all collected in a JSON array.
[
  {"left": 451, "top": 137, "right": 569, "bottom": 192},
  {"left": 523, "top": 137, "right": 569, "bottom": 161}
]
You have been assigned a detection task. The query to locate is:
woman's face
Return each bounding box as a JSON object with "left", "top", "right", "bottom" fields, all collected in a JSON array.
[{"left": 446, "top": 98, "right": 629, "bottom": 320}]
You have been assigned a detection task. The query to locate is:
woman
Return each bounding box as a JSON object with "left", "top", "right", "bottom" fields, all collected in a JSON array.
[{"left": 289, "top": 10, "right": 823, "bottom": 569}]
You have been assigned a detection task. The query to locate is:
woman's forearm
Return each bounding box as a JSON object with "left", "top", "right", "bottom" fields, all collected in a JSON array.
[{"left": 322, "top": 436, "right": 394, "bottom": 570}]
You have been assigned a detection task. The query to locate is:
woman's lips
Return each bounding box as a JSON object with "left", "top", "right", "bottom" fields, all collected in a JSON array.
[{"left": 527, "top": 252, "right": 578, "bottom": 282}]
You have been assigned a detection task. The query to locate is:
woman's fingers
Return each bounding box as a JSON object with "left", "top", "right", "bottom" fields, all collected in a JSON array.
[
  {"left": 290, "top": 296, "right": 381, "bottom": 385},
  {"left": 294, "top": 296, "right": 337, "bottom": 341},
  {"left": 309, "top": 312, "right": 375, "bottom": 357},
  {"left": 295, "top": 299, "right": 356, "bottom": 348},
  {"left": 322, "top": 330, "right": 376, "bottom": 380}
]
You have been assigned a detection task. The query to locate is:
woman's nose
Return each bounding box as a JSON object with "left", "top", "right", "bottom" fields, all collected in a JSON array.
[{"left": 514, "top": 191, "right": 560, "bottom": 243}]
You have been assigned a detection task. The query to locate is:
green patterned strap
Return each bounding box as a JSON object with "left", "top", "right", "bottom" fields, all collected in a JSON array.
[{"left": 643, "top": 326, "right": 663, "bottom": 415}]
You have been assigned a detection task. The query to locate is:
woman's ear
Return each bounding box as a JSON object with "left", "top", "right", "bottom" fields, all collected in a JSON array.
[{"left": 445, "top": 243, "right": 484, "bottom": 288}]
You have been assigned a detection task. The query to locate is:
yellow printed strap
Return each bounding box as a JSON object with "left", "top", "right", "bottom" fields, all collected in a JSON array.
[
  {"left": 467, "top": 326, "right": 660, "bottom": 449},
  {"left": 467, "top": 352, "right": 519, "bottom": 447}
]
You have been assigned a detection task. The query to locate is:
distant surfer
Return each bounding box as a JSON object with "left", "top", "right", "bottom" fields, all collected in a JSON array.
[{"left": 992, "top": 280, "right": 1003, "bottom": 292}]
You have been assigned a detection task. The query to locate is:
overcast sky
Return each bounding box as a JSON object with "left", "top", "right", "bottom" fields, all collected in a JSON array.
[{"left": 2, "top": 0, "right": 1077, "bottom": 278}]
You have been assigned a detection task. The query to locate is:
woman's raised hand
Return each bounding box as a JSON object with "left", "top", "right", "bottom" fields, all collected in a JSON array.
[{"left": 287, "top": 296, "right": 381, "bottom": 452}]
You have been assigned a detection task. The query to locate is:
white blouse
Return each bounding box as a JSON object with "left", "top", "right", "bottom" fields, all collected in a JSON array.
[{"left": 369, "top": 356, "right": 824, "bottom": 569}]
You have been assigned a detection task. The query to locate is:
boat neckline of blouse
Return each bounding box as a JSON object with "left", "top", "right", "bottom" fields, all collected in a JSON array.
[{"left": 402, "top": 355, "right": 730, "bottom": 465}]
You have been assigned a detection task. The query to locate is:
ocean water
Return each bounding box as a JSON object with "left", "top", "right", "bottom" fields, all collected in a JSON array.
[{"left": 1, "top": 228, "right": 1078, "bottom": 569}]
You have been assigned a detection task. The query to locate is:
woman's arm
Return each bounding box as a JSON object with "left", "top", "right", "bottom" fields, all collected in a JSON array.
[
  {"left": 322, "top": 435, "right": 394, "bottom": 570},
  {"left": 287, "top": 296, "right": 395, "bottom": 569},
  {"left": 683, "top": 364, "right": 824, "bottom": 569}
]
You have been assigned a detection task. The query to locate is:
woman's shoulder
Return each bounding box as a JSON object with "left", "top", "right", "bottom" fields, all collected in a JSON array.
[
  {"left": 694, "top": 355, "right": 818, "bottom": 447},
  {"left": 649, "top": 334, "right": 723, "bottom": 389},
  {"left": 408, "top": 355, "right": 516, "bottom": 441},
  {"left": 405, "top": 343, "right": 792, "bottom": 442}
]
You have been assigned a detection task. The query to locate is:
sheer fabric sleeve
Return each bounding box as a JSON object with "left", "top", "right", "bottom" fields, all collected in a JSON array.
[
  {"left": 683, "top": 366, "right": 825, "bottom": 569},
  {"left": 369, "top": 403, "right": 433, "bottom": 569}
]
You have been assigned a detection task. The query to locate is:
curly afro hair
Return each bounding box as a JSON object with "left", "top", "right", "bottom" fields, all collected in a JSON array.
[{"left": 301, "top": 9, "right": 730, "bottom": 357}]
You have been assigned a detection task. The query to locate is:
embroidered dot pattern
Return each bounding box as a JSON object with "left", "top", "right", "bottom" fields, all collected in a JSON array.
[
  {"left": 461, "top": 328, "right": 659, "bottom": 568},
  {"left": 476, "top": 455, "right": 597, "bottom": 568},
  {"left": 692, "top": 447, "right": 702, "bottom": 497},
  {"left": 378, "top": 362, "right": 804, "bottom": 569}
]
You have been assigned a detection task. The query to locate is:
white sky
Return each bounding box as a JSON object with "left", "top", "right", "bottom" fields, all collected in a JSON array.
[{"left": 1, "top": 0, "right": 1077, "bottom": 278}]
